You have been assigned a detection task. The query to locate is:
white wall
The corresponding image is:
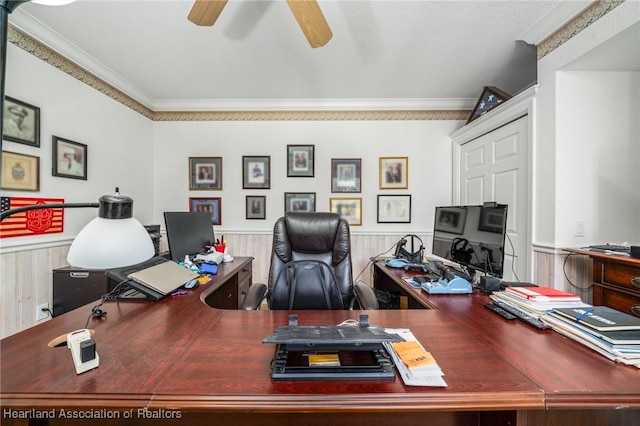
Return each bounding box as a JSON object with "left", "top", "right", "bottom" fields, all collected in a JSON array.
[
  {"left": 0, "top": 44, "right": 154, "bottom": 337},
  {"left": 556, "top": 71, "right": 640, "bottom": 247},
  {"left": 1, "top": 44, "right": 155, "bottom": 250},
  {"left": 535, "top": 1, "right": 640, "bottom": 251},
  {"left": 152, "top": 119, "right": 459, "bottom": 234}
]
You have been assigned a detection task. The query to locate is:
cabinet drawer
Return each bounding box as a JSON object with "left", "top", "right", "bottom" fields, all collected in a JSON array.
[
  {"left": 593, "top": 283, "right": 640, "bottom": 317},
  {"left": 238, "top": 265, "right": 252, "bottom": 284},
  {"left": 595, "top": 261, "right": 640, "bottom": 294}
]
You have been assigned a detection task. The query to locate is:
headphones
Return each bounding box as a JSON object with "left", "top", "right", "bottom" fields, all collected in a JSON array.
[
  {"left": 394, "top": 234, "right": 424, "bottom": 264},
  {"left": 450, "top": 238, "right": 473, "bottom": 265}
]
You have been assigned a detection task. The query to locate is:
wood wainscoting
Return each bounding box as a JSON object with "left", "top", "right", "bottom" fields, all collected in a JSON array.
[
  {"left": 1, "top": 237, "right": 596, "bottom": 338},
  {"left": 0, "top": 233, "right": 426, "bottom": 338}
]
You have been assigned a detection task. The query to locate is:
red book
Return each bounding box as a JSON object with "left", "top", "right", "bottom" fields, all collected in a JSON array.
[{"left": 504, "top": 286, "right": 581, "bottom": 302}]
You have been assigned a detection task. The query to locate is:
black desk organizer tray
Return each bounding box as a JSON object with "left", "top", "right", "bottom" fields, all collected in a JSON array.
[{"left": 263, "top": 314, "right": 404, "bottom": 381}]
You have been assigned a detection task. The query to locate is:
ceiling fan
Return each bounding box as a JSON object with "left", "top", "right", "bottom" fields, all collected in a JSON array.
[{"left": 188, "top": 0, "right": 333, "bottom": 48}]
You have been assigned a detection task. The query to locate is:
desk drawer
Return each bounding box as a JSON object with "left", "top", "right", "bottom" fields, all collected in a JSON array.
[
  {"left": 596, "top": 262, "right": 640, "bottom": 292},
  {"left": 592, "top": 260, "right": 640, "bottom": 317},
  {"left": 237, "top": 265, "right": 252, "bottom": 285},
  {"left": 237, "top": 265, "right": 252, "bottom": 308}
]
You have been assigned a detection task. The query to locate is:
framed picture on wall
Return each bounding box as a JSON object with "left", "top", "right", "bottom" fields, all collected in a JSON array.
[
  {"left": 1, "top": 150, "right": 40, "bottom": 191},
  {"left": 287, "top": 145, "right": 314, "bottom": 177},
  {"left": 377, "top": 194, "right": 411, "bottom": 223},
  {"left": 189, "top": 197, "right": 221, "bottom": 225},
  {"left": 189, "top": 157, "right": 222, "bottom": 190},
  {"left": 243, "top": 156, "right": 271, "bottom": 189},
  {"left": 52, "top": 136, "right": 87, "bottom": 180},
  {"left": 3, "top": 96, "right": 40, "bottom": 147},
  {"left": 246, "top": 195, "right": 266, "bottom": 220},
  {"left": 330, "top": 197, "right": 362, "bottom": 226},
  {"left": 284, "top": 192, "right": 316, "bottom": 213},
  {"left": 331, "top": 158, "right": 361, "bottom": 193},
  {"left": 379, "top": 157, "right": 408, "bottom": 189}
]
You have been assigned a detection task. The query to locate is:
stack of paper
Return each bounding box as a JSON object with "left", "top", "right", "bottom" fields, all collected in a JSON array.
[
  {"left": 383, "top": 328, "right": 447, "bottom": 387},
  {"left": 541, "top": 306, "right": 640, "bottom": 368},
  {"left": 490, "top": 286, "right": 589, "bottom": 318}
]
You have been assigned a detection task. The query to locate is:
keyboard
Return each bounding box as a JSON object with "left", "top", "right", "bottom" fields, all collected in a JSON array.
[
  {"left": 491, "top": 300, "right": 551, "bottom": 330},
  {"left": 588, "top": 244, "right": 630, "bottom": 254}
]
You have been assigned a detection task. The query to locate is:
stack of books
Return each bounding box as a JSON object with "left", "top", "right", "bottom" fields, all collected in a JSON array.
[
  {"left": 541, "top": 306, "right": 640, "bottom": 367},
  {"left": 490, "top": 286, "right": 590, "bottom": 320}
]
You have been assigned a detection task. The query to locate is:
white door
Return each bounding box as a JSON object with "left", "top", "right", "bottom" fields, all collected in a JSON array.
[{"left": 458, "top": 116, "right": 529, "bottom": 281}]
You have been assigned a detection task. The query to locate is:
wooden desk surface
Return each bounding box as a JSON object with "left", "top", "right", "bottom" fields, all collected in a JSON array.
[
  {"left": 2, "top": 258, "right": 639, "bottom": 426},
  {"left": 374, "top": 262, "right": 640, "bottom": 410},
  {"left": 1, "top": 257, "right": 543, "bottom": 416}
]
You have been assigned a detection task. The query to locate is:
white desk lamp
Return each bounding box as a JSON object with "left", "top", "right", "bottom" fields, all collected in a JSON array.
[{"left": 0, "top": 188, "right": 155, "bottom": 269}]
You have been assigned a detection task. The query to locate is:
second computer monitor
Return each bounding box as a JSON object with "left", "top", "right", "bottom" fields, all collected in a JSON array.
[{"left": 164, "top": 211, "right": 215, "bottom": 262}]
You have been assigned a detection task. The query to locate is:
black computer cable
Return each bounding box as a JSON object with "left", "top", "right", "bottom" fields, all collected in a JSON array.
[{"left": 83, "top": 279, "right": 129, "bottom": 329}]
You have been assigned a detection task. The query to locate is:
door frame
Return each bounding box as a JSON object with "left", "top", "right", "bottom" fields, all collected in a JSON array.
[{"left": 450, "top": 85, "right": 539, "bottom": 281}]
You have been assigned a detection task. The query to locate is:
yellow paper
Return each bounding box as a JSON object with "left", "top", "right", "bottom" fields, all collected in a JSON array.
[
  {"left": 308, "top": 354, "right": 341, "bottom": 367},
  {"left": 390, "top": 341, "right": 436, "bottom": 368}
]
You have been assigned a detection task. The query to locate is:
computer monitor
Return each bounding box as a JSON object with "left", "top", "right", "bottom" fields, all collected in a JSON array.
[
  {"left": 431, "top": 204, "right": 508, "bottom": 278},
  {"left": 164, "top": 212, "right": 215, "bottom": 262}
]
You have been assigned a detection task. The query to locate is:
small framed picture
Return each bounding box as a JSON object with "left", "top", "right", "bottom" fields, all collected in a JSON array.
[
  {"left": 1, "top": 150, "right": 39, "bottom": 191},
  {"left": 284, "top": 192, "right": 316, "bottom": 213},
  {"left": 330, "top": 197, "right": 362, "bottom": 226},
  {"left": 3, "top": 96, "right": 40, "bottom": 147},
  {"left": 189, "top": 157, "right": 222, "bottom": 190},
  {"left": 243, "top": 156, "right": 271, "bottom": 189},
  {"left": 377, "top": 194, "right": 411, "bottom": 223},
  {"left": 331, "top": 158, "right": 361, "bottom": 193},
  {"left": 379, "top": 157, "right": 408, "bottom": 189},
  {"left": 435, "top": 206, "right": 467, "bottom": 234},
  {"left": 189, "top": 197, "right": 221, "bottom": 225},
  {"left": 246, "top": 195, "right": 266, "bottom": 220},
  {"left": 52, "top": 136, "right": 87, "bottom": 180},
  {"left": 287, "top": 145, "right": 314, "bottom": 177}
]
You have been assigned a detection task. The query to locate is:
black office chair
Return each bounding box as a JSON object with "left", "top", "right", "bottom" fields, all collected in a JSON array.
[{"left": 242, "top": 212, "right": 378, "bottom": 310}]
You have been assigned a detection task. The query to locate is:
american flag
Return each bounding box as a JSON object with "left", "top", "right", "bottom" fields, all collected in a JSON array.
[{"left": 0, "top": 197, "right": 64, "bottom": 238}]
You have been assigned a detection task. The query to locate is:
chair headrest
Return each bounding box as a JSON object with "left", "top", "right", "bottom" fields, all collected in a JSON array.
[{"left": 284, "top": 212, "right": 340, "bottom": 253}]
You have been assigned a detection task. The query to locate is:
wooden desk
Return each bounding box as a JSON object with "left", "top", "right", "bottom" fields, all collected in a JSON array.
[
  {"left": 373, "top": 261, "right": 640, "bottom": 426},
  {"left": 2, "top": 256, "right": 543, "bottom": 426},
  {"left": 1, "top": 258, "right": 638, "bottom": 426},
  {"left": 565, "top": 248, "right": 640, "bottom": 316}
]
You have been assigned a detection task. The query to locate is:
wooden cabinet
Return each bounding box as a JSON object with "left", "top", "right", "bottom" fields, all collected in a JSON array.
[
  {"left": 591, "top": 255, "right": 640, "bottom": 317},
  {"left": 202, "top": 257, "right": 253, "bottom": 309}
]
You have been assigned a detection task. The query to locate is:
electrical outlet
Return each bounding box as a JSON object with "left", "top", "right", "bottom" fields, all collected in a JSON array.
[{"left": 36, "top": 303, "right": 50, "bottom": 321}]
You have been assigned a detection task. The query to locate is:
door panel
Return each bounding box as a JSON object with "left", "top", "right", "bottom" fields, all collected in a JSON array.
[{"left": 459, "top": 116, "right": 528, "bottom": 281}]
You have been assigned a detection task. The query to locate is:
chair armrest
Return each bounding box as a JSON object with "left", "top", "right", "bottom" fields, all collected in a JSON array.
[
  {"left": 353, "top": 282, "right": 379, "bottom": 310},
  {"left": 241, "top": 283, "right": 268, "bottom": 310}
]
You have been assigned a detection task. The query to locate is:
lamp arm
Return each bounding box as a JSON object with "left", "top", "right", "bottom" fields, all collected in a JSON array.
[{"left": 0, "top": 202, "right": 99, "bottom": 221}]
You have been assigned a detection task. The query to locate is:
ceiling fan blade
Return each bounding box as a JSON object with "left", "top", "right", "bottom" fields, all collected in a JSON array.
[
  {"left": 188, "top": 0, "right": 228, "bottom": 26},
  {"left": 286, "top": 0, "right": 333, "bottom": 48}
]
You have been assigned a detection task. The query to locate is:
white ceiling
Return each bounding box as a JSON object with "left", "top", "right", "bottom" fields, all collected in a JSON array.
[{"left": 10, "top": 0, "right": 598, "bottom": 110}]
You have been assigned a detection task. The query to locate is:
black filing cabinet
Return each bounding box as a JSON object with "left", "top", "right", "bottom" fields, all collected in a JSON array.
[{"left": 52, "top": 267, "right": 114, "bottom": 317}]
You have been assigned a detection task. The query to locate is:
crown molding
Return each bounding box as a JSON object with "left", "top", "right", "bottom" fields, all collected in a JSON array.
[
  {"left": 518, "top": 0, "right": 593, "bottom": 46},
  {"left": 536, "top": 0, "right": 626, "bottom": 59}
]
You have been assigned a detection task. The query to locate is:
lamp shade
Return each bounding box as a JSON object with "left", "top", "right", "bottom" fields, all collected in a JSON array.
[
  {"left": 66, "top": 191, "right": 154, "bottom": 269},
  {"left": 67, "top": 216, "right": 154, "bottom": 269}
]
